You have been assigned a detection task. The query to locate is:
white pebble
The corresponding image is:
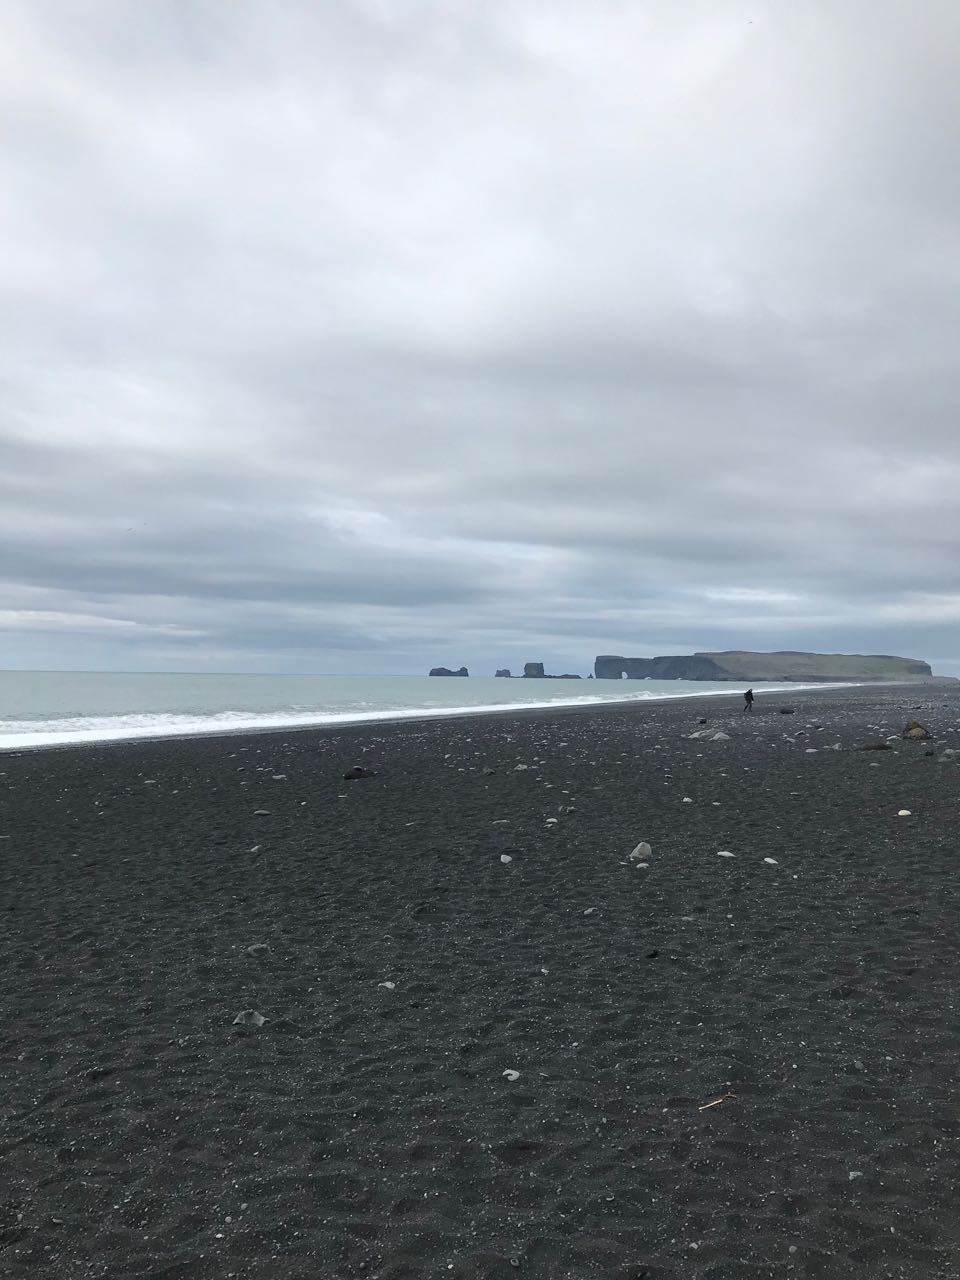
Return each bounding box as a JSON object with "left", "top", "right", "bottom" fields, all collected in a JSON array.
[
  {"left": 763, "top": 857, "right": 778, "bottom": 865},
  {"left": 717, "top": 851, "right": 735, "bottom": 858},
  {"left": 583, "top": 907, "right": 596, "bottom": 915},
  {"left": 628, "top": 841, "right": 652, "bottom": 860},
  {"left": 500, "top": 854, "right": 513, "bottom": 864},
  {"left": 378, "top": 981, "right": 396, "bottom": 990},
  {"left": 682, "top": 797, "right": 693, "bottom": 803},
  {"left": 502, "top": 1069, "right": 520, "bottom": 1082},
  {"left": 898, "top": 809, "right": 912, "bottom": 817}
]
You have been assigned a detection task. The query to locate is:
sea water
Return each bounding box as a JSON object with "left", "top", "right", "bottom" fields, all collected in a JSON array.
[{"left": 0, "top": 670, "right": 835, "bottom": 750}]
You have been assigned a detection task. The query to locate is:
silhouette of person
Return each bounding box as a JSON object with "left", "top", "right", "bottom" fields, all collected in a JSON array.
[{"left": 743, "top": 688, "right": 754, "bottom": 713}]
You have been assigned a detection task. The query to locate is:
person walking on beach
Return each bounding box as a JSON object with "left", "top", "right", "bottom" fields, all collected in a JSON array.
[{"left": 743, "top": 688, "right": 754, "bottom": 713}]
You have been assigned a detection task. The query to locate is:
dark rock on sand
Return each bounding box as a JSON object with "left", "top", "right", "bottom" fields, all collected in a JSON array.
[
  {"left": 902, "top": 720, "right": 930, "bottom": 739},
  {"left": 780, "top": 707, "right": 795, "bottom": 714},
  {"left": 858, "top": 741, "right": 892, "bottom": 750},
  {"left": 343, "top": 765, "right": 377, "bottom": 780}
]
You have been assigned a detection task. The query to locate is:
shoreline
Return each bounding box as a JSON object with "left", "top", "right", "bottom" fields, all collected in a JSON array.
[{"left": 1, "top": 678, "right": 941, "bottom": 757}]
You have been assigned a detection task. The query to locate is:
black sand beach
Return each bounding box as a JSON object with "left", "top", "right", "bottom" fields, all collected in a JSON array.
[{"left": 2, "top": 684, "right": 960, "bottom": 1279}]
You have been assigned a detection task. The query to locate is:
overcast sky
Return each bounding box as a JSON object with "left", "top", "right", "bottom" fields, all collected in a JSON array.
[{"left": 3, "top": 1, "right": 959, "bottom": 677}]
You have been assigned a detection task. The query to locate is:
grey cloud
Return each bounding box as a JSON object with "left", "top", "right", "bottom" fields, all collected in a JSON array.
[{"left": 2, "top": 1, "right": 959, "bottom": 674}]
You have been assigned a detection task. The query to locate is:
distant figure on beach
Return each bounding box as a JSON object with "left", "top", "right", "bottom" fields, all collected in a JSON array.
[{"left": 743, "top": 688, "right": 754, "bottom": 713}]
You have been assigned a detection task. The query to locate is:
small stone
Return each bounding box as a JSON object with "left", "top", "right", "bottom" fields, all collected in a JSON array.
[
  {"left": 232, "top": 1009, "right": 267, "bottom": 1027},
  {"left": 763, "top": 857, "right": 778, "bottom": 865},
  {"left": 343, "top": 765, "right": 376, "bottom": 780},
  {"left": 583, "top": 907, "right": 596, "bottom": 915},
  {"left": 500, "top": 854, "right": 513, "bottom": 864},
  {"left": 502, "top": 1069, "right": 520, "bottom": 1082},
  {"left": 245, "top": 943, "right": 269, "bottom": 956},
  {"left": 253, "top": 809, "right": 271, "bottom": 816},
  {"left": 717, "top": 850, "right": 735, "bottom": 858},
  {"left": 848, "top": 1170, "right": 863, "bottom": 1181},
  {"left": 249, "top": 845, "right": 262, "bottom": 853},
  {"left": 897, "top": 809, "right": 912, "bottom": 817},
  {"left": 378, "top": 981, "right": 396, "bottom": 990},
  {"left": 682, "top": 796, "right": 693, "bottom": 803},
  {"left": 902, "top": 721, "right": 930, "bottom": 740},
  {"left": 628, "top": 842, "right": 652, "bottom": 860}
]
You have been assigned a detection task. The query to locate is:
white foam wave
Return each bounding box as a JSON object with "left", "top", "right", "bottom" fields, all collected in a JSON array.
[{"left": 0, "top": 682, "right": 843, "bottom": 751}]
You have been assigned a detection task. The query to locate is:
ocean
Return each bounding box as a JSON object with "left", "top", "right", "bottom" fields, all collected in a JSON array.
[{"left": 0, "top": 670, "right": 836, "bottom": 751}]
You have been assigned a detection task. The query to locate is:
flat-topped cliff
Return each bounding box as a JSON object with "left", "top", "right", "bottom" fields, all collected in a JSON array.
[{"left": 594, "top": 650, "right": 933, "bottom": 682}]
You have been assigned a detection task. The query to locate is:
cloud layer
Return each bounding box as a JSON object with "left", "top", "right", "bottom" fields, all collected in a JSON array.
[{"left": 3, "top": 1, "right": 959, "bottom": 674}]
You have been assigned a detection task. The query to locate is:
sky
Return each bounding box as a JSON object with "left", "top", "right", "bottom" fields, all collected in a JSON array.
[{"left": 3, "top": 0, "right": 960, "bottom": 677}]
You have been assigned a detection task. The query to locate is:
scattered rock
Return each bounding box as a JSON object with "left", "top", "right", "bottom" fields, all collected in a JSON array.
[
  {"left": 583, "top": 907, "right": 596, "bottom": 915},
  {"left": 897, "top": 809, "right": 912, "bottom": 817},
  {"left": 717, "top": 850, "right": 735, "bottom": 858},
  {"left": 245, "top": 943, "right": 269, "bottom": 956},
  {"left": 232, "top": 1009, "right": 268, "bottom": 1027},
  {"left": 682, "top": 796, "right": 693, "bottom": 803},
  {"left": 502, "top": 1069, "right": 520, "bottom": 1082},
  {"left": 253, "top": 809, "right": 272, "bottom": 816},
  {"left": 343, "top": 765, "right": 376, "bottom": 780},
  {"left": 500, "top": 854, "right": 513, "bottom": 864},
  {"left": 378, "top": 981, "right": 396, "bottom": 990},
  {"left": 779, "top": 708, "right": 795, "bottom": 715},
  {"left": 858, "top": 742, "right": 891, "bottom": 751},
  {"left": 628, "top": 841, "right": 652, "bottom": 860},
  {"left": 763, "top": 857, "right": 778, "bottom": 865}
]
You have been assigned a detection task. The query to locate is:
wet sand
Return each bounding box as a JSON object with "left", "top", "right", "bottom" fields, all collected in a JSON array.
[{"left": 2, "top": 683, "right": 960, "bottom": 1279}]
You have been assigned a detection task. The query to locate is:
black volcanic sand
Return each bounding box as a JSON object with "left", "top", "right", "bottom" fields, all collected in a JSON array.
[{"left": 2, "top": 685, "right": 960, "bottom": 1280}]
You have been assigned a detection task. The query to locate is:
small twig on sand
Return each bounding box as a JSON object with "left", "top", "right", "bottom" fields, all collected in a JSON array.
[{"left": 698, "top": 1092, "right": 736, "bottom": 1111}]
